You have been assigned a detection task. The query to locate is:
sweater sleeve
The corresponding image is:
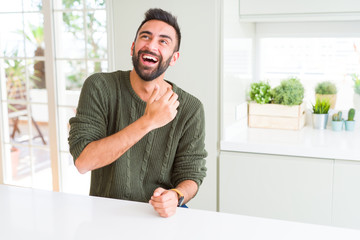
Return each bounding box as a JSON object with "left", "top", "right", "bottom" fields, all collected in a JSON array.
[
  {"left": 171, "top": 103, "right": 208, "bottom": 188},
  {"left": 68, "top": 73, "right": 110, "bottom": 162}
]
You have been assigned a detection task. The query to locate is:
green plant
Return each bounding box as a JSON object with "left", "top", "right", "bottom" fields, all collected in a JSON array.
[
  {"left": 312, "top": 98, "right": 331, "bottom": 114},
  {"left": 315, "top": 81, "right": 337, "bottom": 94},
  {"left": 271, "top": 77, "right": 304, "bottom": 106},
  {"left": 62, "top": 0, "right": 106, "bottom": 88},
  {"left": 332, "top": 111, "right": 343, "bottom": 121},
  {"left": 351, "top": 74, "right": 360, "bottom": 95},
  {"left": 17, "top": 24, "right": 45, "bottom": 89},
  {"left": 348, "top": 108, "right": 356, "bottom": 121},
  {"left": 4, "top": 50, "right": 27, "bottom": 112},
  {"left": 249, "top": 81, "right": 272, "bottom": 104}
]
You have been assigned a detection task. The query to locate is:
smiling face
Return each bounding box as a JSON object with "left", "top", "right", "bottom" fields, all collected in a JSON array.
[{"left": 131, "top": 20, "right": 179, "bottom": 81}]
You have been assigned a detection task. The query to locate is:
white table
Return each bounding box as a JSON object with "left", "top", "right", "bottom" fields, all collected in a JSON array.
[{"left": 1, "top": 184, "right": 360, "bottom": 240}]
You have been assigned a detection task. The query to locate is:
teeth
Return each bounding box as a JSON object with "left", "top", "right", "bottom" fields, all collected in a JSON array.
[{"left": 143, "top": 55, "right": 157, "bottom": 62}]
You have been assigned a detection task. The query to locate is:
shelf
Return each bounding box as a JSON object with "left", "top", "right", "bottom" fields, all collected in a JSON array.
[{"left": 221, "top": 123, "right": 360, "bottom": 161}]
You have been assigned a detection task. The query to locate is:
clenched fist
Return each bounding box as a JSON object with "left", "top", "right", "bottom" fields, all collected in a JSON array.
[{"left": 149, "top": 187, "right": 178, "bottom": 218}]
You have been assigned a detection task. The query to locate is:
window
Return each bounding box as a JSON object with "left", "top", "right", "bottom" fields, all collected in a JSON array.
[
  {"left": 255, "top": 21, "right": 360, "bottom": 110},
  {"left": 259, "top": 38, "right": 360, "bottom": 109},
  {"left": 0, "top": 0, "right": 51, "bottom": 190},
  {"left": 53, "top": 0, "right": 108, "bottom": 194},
  {"left": 0, "top": 0, "right": 110, "bottom": 194},
  {"left": 221, "top": 21, "right": 360, "bottom": 142}
]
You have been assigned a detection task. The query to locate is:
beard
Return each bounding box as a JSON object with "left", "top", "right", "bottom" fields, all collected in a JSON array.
[{"left": 132, "top": 48, "right": 172, "bottom": 81}]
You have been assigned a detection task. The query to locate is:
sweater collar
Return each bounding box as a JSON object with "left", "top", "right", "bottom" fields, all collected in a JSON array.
[{"left": 123, "top": 70, "right": 178, "bottom": 104}]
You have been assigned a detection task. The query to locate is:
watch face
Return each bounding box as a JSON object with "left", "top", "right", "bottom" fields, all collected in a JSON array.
[
  {"left": 178, "top": 196, "right": 185, "bottom": 207},
  {"left": 170, "top": 189, "right": 185, "bottom": 207}
]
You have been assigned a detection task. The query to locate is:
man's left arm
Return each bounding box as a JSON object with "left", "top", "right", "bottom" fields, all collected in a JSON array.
[{"left": 149, "top": 102, "right": 207, "bottom": 217}]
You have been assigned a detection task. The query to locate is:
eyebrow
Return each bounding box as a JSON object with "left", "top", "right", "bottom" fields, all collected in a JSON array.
[{"left": 139, "top": 30, "right": 173, "bottom": 42}]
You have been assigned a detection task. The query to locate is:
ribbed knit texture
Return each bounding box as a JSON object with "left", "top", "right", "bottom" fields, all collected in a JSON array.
[{"left": 68, "top": 70, "right": 207, "bottom": 202}]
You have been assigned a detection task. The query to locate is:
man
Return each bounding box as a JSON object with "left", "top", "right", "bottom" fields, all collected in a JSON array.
[{"left": 68, "top": 8, "right": 207, "bottom": 218}]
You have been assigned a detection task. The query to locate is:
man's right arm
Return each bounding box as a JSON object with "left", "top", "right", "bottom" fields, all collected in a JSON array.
[
  {"left": 72, "top": 85, "right": 179, "bottom": 174},
  {"left": 74, "top": 115, "right": 152, "bottom": 174}
]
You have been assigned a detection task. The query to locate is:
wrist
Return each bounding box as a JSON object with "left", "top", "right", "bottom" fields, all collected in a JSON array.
[
  {"left": 138, "top": 115, "right": 155, "bottom": 132},
  {"left": 170, "top": 188, "right": 185, "bottom": 207}
]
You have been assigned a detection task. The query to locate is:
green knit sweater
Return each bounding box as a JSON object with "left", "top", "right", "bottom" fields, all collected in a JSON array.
[{"left": 68, "top": 70, "right": 207, "bottom": 202}]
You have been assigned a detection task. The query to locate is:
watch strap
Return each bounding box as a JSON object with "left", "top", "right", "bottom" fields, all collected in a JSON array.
[{"left": 170, "top": 188, "right": 185, "bottom": 207}]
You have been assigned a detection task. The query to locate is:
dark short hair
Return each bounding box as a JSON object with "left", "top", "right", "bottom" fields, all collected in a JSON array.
[{"left": 134, "top": 8, "right": 181, "bottom": 51}]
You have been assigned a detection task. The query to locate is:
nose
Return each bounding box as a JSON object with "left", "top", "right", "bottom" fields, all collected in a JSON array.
[{"left": 145, "top": 38, "right": 158, "bottom": 53}]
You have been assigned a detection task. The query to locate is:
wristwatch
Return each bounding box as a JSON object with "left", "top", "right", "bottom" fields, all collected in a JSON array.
[{"left": 170, "top": 188, "right": 184, "bottom": 207}]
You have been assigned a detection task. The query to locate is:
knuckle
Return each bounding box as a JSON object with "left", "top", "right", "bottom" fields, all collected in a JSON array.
[{"left": 163, "top": 209, "right": 171, "bottom": 216}]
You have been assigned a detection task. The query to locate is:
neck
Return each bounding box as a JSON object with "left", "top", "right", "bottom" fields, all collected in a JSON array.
[{"left": 130, "top": 69, "right": 171, "bottom": 102}]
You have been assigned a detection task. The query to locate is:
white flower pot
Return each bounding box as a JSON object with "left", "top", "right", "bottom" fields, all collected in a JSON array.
[{"left": 312, "top": 114, "right": 329, "bottom": 130}]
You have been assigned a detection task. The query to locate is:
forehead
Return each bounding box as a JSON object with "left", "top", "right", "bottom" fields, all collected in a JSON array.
[{"left": 138, "top": 19, "right": 176, "bottom": 39}]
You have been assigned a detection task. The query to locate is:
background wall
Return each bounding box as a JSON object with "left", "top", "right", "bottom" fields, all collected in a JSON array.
[
  {"left": 111, "top": 0, "right": 220, "bottom": 211},
  {"left": 222, "top": 0, "right": 255, "bottom": 139}
]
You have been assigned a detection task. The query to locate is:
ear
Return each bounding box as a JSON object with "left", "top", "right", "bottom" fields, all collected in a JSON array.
[
  {"left": 130, "top": 42, "right": 135, "bottom": 56},
  {"left": 169, "top": 51, "right": 180, "bottom": 66}
]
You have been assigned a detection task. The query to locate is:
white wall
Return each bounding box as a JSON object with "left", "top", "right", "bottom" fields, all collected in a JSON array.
[
  {"left": 222, "top": 0, "right": 255, "bottom": 139},
  {"left": 111, "top": 0, "right": 220, "bottom": 211}
]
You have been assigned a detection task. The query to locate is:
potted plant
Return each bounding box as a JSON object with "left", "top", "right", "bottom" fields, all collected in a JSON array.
[
  {"left": 271, "top": 77, "right": 304, "bottom": 106},
  {"left": 351, "top": 74, "right": 360, "bottom": 110},
  {"left": 331, "top": 111, "right": 343, "bottom": 131},
  {"left": 248, "top": 77, "right": 306, "bottom": 130},
  {"left": 249, "top": 81, "right": 272, "bottom": 104},
  {"left": 315, "top": 81, "right": 337, "bottom": 109},
  {"left": 312, "top": 98, "right": 330, "bottom": 129},
  {"left": 345, "top": 108, "right": 356, "bottom": 131},
  {"left": 4, "top": 49, "right": 47, "bottom": 144},
  {"left": 5, "top": 53, "right": 27, "bottom": 109}
]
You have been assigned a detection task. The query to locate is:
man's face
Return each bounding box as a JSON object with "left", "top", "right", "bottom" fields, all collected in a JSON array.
[{"left": 131, "top": 20, "right": 179, "bottom": 81}]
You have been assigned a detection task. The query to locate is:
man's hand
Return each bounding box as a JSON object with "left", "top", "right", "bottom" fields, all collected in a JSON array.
[
  {"left": 143, "top": 85, "right": 179, "bottom": 130},
  {"left": 149, "top": 187, "right": 178, "bottom": 218}
]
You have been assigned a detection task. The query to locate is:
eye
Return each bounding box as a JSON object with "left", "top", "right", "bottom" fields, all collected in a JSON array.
[
  {"left": 160, "top": 39, "right": 168, "bottom": 45},
  {"left": 141, "top": 35, "right": 149, "bottom": 40}
]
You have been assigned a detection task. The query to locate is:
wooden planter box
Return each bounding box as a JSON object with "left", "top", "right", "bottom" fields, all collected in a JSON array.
[{"left": 248, "top": 102, "right": 306, "bottom": 130}]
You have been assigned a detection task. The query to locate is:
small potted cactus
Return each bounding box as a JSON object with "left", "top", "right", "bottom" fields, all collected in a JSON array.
[
  {"left": 345, "top": 108, "right": 356, "bottom": 131},
  {"left": 331, "top": 111, "right": 343, "bottom": 131}
]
